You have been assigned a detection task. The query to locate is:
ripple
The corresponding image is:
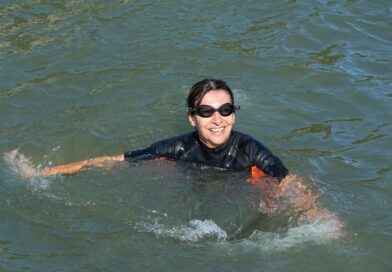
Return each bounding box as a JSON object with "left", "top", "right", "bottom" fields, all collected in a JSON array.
[
  {"left": 352, "top": 123, "right": 389, "bottom": 145},
  {"left": 282, "top": 123, "right": 332, "bottom": 140}
]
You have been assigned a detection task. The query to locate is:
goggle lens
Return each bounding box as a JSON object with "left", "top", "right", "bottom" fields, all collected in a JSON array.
[{"left": 190, "top": 103, "right": 239, "bottom": 118}]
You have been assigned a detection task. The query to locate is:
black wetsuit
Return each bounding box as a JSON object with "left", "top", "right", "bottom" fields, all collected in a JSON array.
[{"left": 124, "top": 131, "right": 288, "bottom": 180}]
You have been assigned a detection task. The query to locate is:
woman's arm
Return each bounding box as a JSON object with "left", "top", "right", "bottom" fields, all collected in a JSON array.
[
  {"left": 41, "top": 154, "right": 124, "bottom": 176},
  {"left": 278, "top": 174, "right": 344, "bottom": 229}
]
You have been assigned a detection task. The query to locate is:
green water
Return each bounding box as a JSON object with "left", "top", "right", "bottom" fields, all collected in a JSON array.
[{"left": 1, "top": 0, "right": 391, "bottom": 271}]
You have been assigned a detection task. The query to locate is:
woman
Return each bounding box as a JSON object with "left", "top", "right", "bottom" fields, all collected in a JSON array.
[
  {"left": 43, "top": 78, "right": 288, "bottom": 180},
  {"left": 40, "top": 78, "right": 343, "bottom": 231}
]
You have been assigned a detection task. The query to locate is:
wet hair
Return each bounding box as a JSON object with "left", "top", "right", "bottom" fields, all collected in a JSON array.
[{"left": 187, "top": 78, "right": 234, "bottom": 111}]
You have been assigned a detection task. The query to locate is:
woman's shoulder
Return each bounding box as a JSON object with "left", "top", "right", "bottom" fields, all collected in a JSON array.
[{"left": 152, "top": 131, "right": 197, "bottom": 154}]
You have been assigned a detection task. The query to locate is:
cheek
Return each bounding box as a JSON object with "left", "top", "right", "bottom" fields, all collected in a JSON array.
[
  {"left": 225, "top": 115, "right": 235, "bottom": 126},
  {"left": 197, "top": 118, "right": 209, "bottom": 128},
  {"left": 189, "top": 115, "right": 208, "bottom": 129}
]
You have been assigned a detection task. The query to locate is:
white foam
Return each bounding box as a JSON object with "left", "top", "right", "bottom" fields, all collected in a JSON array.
[
  {"left": 133, "top": 212, "right": 343, "bottom": 250},
  {"left": 3, "top": 149, "right": 40, "bottom": 179},
  {"left": 3, "top": 149, "right": 52, "bottom": 190},
  {"left": 232, "top": 213, "right": 343, "bottom": 253},
  {"left": 135, "top": 219, "right": 228, "bottom": 242}
]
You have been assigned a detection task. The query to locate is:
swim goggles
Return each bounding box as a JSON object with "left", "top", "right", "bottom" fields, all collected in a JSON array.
[{"left": 189, "top": 103, "right": 240, "bottom": 118}]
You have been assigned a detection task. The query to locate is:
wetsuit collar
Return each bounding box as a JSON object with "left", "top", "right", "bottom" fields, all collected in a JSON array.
[{"left": 194, "top": 130, "right": 235, "bottom": 160}]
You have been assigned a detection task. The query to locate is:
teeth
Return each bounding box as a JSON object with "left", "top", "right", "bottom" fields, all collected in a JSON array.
[{"left": 210, "top": 128, "right": 224, "bottom": 132}]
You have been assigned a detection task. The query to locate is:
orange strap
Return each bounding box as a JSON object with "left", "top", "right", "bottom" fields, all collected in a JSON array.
[
  {"left": 251, "top": 166, "right": 268, "bottom": 178},
  {"left": 247, "top": 166, "right": 268, "bottom": 184}
]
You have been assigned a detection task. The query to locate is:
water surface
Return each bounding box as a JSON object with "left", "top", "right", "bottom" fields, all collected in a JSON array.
[{"left": 1, "top": 0, "right": 391, "bottom": 271}]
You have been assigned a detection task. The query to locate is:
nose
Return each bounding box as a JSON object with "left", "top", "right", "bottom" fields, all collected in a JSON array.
[{"left": 211, "top": 111, "right": 223, "bottom": 124}]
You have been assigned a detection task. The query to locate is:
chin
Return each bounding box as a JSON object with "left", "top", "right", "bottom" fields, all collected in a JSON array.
[
  {"left": 208, "top": 135, "right": 230, "bottom": 148},
  {"left": 198, "top": 127, "right": 232, "bottom": 148}
]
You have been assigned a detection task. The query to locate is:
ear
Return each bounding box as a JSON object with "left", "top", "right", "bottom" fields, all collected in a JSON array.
[
  {"left": 232, "top": 113, "right": 236, "bottom": 125},
  {"left": 188, "top": 113, "right": 196, "bottom": 128}
]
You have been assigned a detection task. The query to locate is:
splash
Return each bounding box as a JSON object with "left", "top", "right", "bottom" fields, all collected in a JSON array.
[
  {"left": 230, "top": 174, "right": 345, "bottom": 253},
  {"left": 232, "top": 213, "right": 343, "bottom": 253},
  {"left": 132, "top": 174, "right": 344, "bottom": 250},
  {"left": 3, "top": 149, "right": 40, "bottom": 179},
  {"left": 133, "top": 211, "right": 343, "bottom": 250},
  {"left": 3, "top": 149, "right": 51, "bottom": 190},
  {"left": 134, "top": 219, "right": 228, "bottom": 242}
]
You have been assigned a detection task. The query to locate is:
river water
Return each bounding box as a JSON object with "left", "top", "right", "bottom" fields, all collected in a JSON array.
[{"left": 1, "top": 0, "right": 391, "bottom": 271}]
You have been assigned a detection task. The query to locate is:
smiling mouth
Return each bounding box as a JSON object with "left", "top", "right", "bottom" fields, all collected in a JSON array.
[{"left": 209, "top": 127, "right": 224, "bottom": 133}]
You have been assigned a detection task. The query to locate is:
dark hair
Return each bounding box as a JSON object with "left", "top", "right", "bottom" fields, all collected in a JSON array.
[{"left": 187, "top": 78, "right": 234, "bottom": 110}]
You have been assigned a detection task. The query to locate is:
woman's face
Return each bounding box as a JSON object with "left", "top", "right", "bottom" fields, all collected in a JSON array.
[{"left": 188, "top": 89, "right": 235, "bottom": 148}]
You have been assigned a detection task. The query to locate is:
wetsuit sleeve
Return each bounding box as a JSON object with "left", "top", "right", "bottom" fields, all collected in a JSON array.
[
  {"left": 249, "top": 140, "right": 289, "bottom": 180},
  {"left": 124, "top": 146, "right": 158, "bottom": 162},
  {"left": 124, "top": 134, "right": 188, "bottom": 162}
]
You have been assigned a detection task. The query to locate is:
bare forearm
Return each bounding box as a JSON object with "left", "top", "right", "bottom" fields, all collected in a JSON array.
[{"left": 42, "top": 155, "right": 124, "bottom": 176}]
